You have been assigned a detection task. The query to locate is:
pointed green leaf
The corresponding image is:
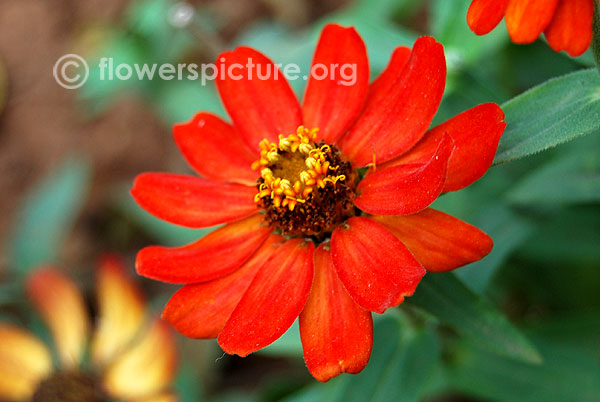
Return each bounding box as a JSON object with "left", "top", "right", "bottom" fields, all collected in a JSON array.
[
  {"left": 408, "top": 273, "right": 542, "bottom": 364},
  {"left": 494, "top": 69, "right": 600, "bottom": 165},
  {"left": 507, "top": 134, "right": 600, "bottom": 206},
  {"left": 448, "top": 335, "right": 600, "bottom": 402},
  {"left": 8, "top": 158, "right": 91, "bottom": 274},
  {"left": 454, "top": 204, "right": 534, "bottom": 294}
]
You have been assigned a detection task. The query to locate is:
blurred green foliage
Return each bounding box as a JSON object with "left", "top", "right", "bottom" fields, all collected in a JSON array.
[{"left": 8, "top": 157, "right": 91, "bottom": 274}]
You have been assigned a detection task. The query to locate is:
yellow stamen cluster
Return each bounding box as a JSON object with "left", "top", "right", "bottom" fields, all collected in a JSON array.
[{"left": 252, "top": 126, "right": 346, "bottom": 211}]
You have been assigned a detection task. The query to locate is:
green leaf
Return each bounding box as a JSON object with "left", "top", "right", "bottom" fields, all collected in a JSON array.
[
  {"left": 8, "top": 158, "right": 91, "bottom": 274},
  {"left": 447, "top": 335, "right": 600, "bottom": 402},
  {"left": 285, "top": 315, "right": 441, "bottom": 402},
  {"left": 526, "top": 310, "right": 600, "bottom": 354},
  {"left": 408, "top": 273, "right": 542, "bottom": 364},
  {"left": 494, "top": 69, "right": 600, "bottom": 165},
  {"left": 454, "top": 204, "right": 534, "bottom": 294},
  {"left": 506, "top": 134, "right": 600, "bottom": 206},
  {"left": 81, "top": 33, "right": 149, "bottom": 114},
  {"left": 362, "top": 326, "right": 440, "bottom": 402},
  {"left": 515, "top": 206, "right": 600, "bottom": 265},
  {"left": 175, "top": 360, "right": 206, "bottom": 402}
]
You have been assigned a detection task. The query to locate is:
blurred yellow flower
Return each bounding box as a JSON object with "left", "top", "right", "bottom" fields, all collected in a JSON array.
[{"left": 0, "top": 255, "right": 178, "bottom": 402}]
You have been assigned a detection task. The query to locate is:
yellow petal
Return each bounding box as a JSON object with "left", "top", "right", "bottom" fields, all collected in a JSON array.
[
  {"left": 103, "top": 319, "right": 177, "bottom": 400},
  {"left": 27, "top": 268, "right": 90, "bottom": 368},
  {"left": 0, "top": 325, "right": 53, "bottom": 400},
  {"left": 91, "top": 255, "right": 146, "bottom": 366}
]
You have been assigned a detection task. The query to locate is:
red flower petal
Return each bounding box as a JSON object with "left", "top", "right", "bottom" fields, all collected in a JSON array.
[
  {"left": 544, "top": 0, "right": 593, "bottom": 57},
  {"left": 330, "top": 217, "right": 425, "bottom": 314},
  {"left": 467, "top": 0, "right": 509, "bottom": 35},
  {"left": 131, "top": 173, "right": 257, "bottom": 228},
  {"left": 163, "top": 235, "right": 284, "bottom": 339},
  {"left": 302, "top": 24, "right": 369, "bottom": 144},
  {"left": 299, "top": 244, "right": 373, "bottom": 382},
  {"left": 173, "top": 113, "right": 257, "bottom": 186},
  {"left": 505, "top": 0, "right": 559, "bottom": 43},
  {"left": 216, "top": 47, "right": 303, "bottom": 152},
  {"left": 354, "top": 134, "right": 454, "bottom": 215},
  {"left": 382, "top": 103, "right": 505, "bottom": 192},
  {"left": 372, "top": 209, "right": 494, "bottom": 273},
  {"left": 136, "top": 214, "right": 272, "bottom": 284},
  {"left": 218, "top": 239, "right": 314, "bottom": 356},
  {"left": 339, "top": 37, "right": 446, "bottom": 167},
  {"left": 367, "top": 46, "right": 411, "bottom": 97}
]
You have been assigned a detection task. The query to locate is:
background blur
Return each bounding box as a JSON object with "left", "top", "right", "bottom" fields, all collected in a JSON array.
[{"left": 1, "top": 0, "right": 599, "bottom": 401}]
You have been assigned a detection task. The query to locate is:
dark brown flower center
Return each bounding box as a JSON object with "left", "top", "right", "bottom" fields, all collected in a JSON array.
[
  {"left": 33, "top": 371, "right": 107, "bottom": 402},
  {"left": 253, "top": 126, "right": 357, "bottom": 240}
]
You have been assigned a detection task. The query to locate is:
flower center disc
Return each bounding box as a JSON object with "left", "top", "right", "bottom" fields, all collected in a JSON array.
[
  {"left": 33, "top": 371, "right": 107, "bottom": 402},
  {"left": 253, "top": 126, "right": 356, "bottom": 240}
]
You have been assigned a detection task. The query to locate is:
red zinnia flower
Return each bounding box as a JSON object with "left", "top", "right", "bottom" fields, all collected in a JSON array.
[
  {"left": 467, "top": 0, "right": 595, "bottom": 57},
  {"left": 131, "top": 24, "right": 506, "bottom": 382}
]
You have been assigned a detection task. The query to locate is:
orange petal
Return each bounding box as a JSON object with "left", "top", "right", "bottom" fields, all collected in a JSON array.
[
  {"left": 218, "top": 239, "right": 314, "bottom": 357},
  {"left": 467, "top": 0, "right": 509, "bottom": 35},
  {"left": 136, "top": 213, "right": 272, "bottom": 284},
  {"left": 330, "top": 217, "right": 426, "bottom": 314},
  {"left": 339, "top": 37, "right": 446, "bottom": 166},
  {"left": 0, "top": 325, "right": 53, "bottom": 401},
  {"left": 216, "top": 47, "right": 303, "bottom": 152},
  {"left": 302, "top": 24, "right": 369, "bottom": 144},
  {"left": 91, "top": 254, "right": 147, "bottom": 366},
  {"left": 103, "top": 319, "right": 178, "bottom": 400},
  {"left": 354, "top": 134, "right": 454, "bottom": 216},
  {"left": 544, "top": 0, "right": 593, "bottom": 57},
  {"left": 27, "top": 268, "right": 90, "bottom": 368},
  {"left": 505, "top": 0, "right": 559, "bottom": 43},
  {"left": 163, "top": 234, "right": 284, "bottom": 339},
  {"left": 367, "top": 46, "right": 411, "bottom": 97},
  {"left": 299, "top": 245, "right": 373, "bottom": 382},
  {"left": 131, "top": 173, "right": 257, "bottom": 228},
  {"left": 173, "top": 112, "right": 258, "bottom": 186},
  {"left": 372, "top": 209, "right": 494, "bottom": 273},
  {"left": 382, "top": 103, "right": 506, "bottom": 192}
]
